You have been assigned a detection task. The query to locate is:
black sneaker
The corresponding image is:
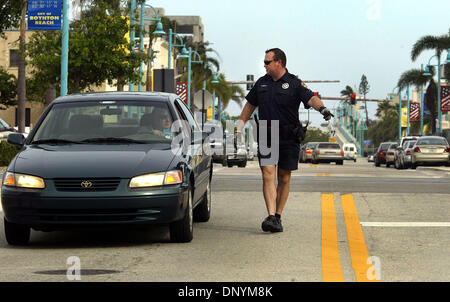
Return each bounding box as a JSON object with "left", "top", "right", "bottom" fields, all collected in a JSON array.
[
  {"left": 261, "top": 215, "right": 282, "bottom": 233},
  {"left": 273, "top": 216, "right": 283, "bottom": 233}
]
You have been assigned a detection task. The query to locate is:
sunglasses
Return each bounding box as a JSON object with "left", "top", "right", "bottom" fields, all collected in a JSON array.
[{"left": 264, "top": 60, "right": 274, "bottom": 65}]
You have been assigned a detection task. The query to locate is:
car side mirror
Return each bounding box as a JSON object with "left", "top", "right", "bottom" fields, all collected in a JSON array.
[{"left": 7, "top": 133, "right": 26, "bottom": 146}]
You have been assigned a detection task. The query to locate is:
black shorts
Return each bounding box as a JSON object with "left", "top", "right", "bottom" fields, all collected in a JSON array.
[{"left": 258, "top": 140, "right": 300, "bottom": 171}]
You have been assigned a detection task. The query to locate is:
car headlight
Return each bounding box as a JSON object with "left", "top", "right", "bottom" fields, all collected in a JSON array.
[
  {"left": 129, "top": 170, "right": 183, "bottom": 188},
  {"left": 2, "top": 172, "right": 46, "bottom": 189}
]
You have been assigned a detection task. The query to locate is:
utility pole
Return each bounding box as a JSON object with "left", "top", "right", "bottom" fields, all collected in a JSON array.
[{"left": 17, "top": 0, "right": 28, "bottom": 133}]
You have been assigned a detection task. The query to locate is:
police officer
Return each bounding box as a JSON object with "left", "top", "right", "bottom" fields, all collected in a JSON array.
[{"left": 237, "top": 48, "right": 334, "bottom": 233}]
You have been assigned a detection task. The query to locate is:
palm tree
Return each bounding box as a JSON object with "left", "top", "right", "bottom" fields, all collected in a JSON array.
[
  {"left": 411, "top": 30, "right": 450, "bottom": 133},
  {"left": 399, "top": 67, "right": 438, "bottom": 133},
  {"left": 178, "top": 40, "right": 245, "bottom": 115},
  {"left": 376, "top": 101, "right": 397, "bottom": 119},
  {"left": 411, "top": 30, "right": 450, "bottom": 63},
  {"left": 397, "top": 68, "right": 435, "bottom": 132}
]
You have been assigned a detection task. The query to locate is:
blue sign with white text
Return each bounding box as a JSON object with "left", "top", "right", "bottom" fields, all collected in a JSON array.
[{"left": 28, "top": 0, "right": 62, "bottom": 30}]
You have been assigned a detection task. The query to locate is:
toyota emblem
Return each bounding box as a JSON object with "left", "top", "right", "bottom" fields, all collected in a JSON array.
[{"left": 81, "top": 181, "right": 93, "bottom": 188}]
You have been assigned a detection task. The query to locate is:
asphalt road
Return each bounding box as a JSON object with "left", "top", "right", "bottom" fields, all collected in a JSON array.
[{"left": 0, "top": 159, "right": 449, "bottom": 282}]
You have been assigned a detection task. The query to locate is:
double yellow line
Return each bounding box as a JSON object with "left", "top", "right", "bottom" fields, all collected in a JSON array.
[{"left": 321, "top": 193, "right": 379, "bottom": 282}]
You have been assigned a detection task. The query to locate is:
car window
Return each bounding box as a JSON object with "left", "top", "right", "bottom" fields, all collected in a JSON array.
[
  {"left": 32, "top": 101, "right": 175, "bottom": 144},
  {"left": 416, "top": 138, "right": 448, "bottom": 146},
  {"left": 407, "top": 141, "right": 417, "bottom": 148},
  {"left": 318, "top": 143, "right": 340, "bottom": 149},
  {"left": 176, "top": 99, "right": 200, "bottom": 132},
  {"left": 388, "top": 144, "right": 398, "bottom": 150}
]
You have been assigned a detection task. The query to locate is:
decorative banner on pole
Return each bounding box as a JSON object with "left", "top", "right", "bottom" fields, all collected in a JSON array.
[
  {"left": 409, "top": 103, "right": 420, "bottom": 123},
  {"left": 441, "top": 85, "right": 450, "bottom": 112},
  {"left": 28, "top": 0, "right": 62, "bottom": 30},
  {"left": 401, "top": 108, "right": 408, "bottom": 128},
  {"left": 176, "top": 82, "right": 188, "bottom": 105}
]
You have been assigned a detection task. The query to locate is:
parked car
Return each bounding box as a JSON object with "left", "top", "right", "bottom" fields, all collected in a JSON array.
[
  {"left": 0, "top": 118, "right": 16, "bottom": 139},
  {"left": 299, "top": 142, "right": 318, "bottom": 163},
  {"left": 410, "top": 136, "right": 450, "bottom": 169},
  {"left": 399, "top": 136, "right": 420, "bottom": 150},
  {"left": 395, "top": 140, "right": 417, "bottom": 169},
  {"left": 1, "top": 92, "right": 213, "bottom": 245},
  {"left": 385, "top": 142, "right": 399, "bottom": 168},
  {"left": 311, "top": 142, "right": 344, "bottom": 165},
  {"left": 203, "top": 121, "right": 225, "bottom": 165},
  {"left": 367, "top": 153, "right": 375, "bottom": 162},
  {"left": 374, "top": 142, "right": 394, "bottom": 167},
  {"left": 343, "top": 143, "right": 357, "bottom": 162}
]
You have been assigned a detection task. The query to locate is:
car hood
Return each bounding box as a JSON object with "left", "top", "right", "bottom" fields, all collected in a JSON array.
[{"left": 12, "top": 144, "right": 181, "bottom": 178}]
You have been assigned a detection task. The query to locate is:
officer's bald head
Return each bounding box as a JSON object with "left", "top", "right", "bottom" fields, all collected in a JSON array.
[{"left": 266, "top": 48, "right": 287, "bottom": 68}]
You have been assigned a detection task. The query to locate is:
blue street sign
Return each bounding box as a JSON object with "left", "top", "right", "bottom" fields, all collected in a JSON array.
[
  {"left": 28, "top": 0, "right": 62, "bottom": 30},
  {"left": 364, "top": 140, "right": 371, "bottom": 145}
]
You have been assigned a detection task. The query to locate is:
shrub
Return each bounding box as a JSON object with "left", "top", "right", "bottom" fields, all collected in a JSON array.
[{"left": 0, "top": 140, "right": 20, "bottom": 167}]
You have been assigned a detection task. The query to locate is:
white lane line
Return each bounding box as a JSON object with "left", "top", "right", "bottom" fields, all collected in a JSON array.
[{"left": 361, "top": 222, "right": 450, "bottom": 227}]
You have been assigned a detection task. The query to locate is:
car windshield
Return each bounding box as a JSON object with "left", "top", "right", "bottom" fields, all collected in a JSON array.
[
  {"left": 416, "top": 138, "right": 448, "bottom": 146},
  {"left": 318, "top": 143, "right": 340, "bottom": 149},
  {"left": 32, "top": 101, "right": 175, "bottom": 144},
  {"left": 0, "top": 118, "right": 10, "bottom": 130}
]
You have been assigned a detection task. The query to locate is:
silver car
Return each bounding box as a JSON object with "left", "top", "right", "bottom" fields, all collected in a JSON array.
[
  {"left": 395, "top": 140, "right": 417, "bottom": 169},
  {"left": 312, "top": 142, "right": 344, "bottom": 165},
  {"left": 385, "top": 142, "right": 399, "bottom": 168},
  {"left": 411, "top": 136, "right": 450, "bottom": 169}
]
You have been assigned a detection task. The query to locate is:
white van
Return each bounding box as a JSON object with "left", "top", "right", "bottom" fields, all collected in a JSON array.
[{"left": 343, "top": 143, "right": 357, "bottom": 162}]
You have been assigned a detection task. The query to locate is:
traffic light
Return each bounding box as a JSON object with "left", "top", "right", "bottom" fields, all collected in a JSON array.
[{"left": 350, "top": 93, "right": 356, "bottom": 105}]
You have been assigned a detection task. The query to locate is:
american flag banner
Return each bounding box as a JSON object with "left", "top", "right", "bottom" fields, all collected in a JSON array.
[
  {"left": 441, "top": 85, "right": 450, "bottom": 112},
  {"left": 409, "top": 103, "right": 420, "bottom": 123},
  {"left": 176, "top": 82, "right": 188, "bottom": 105}
]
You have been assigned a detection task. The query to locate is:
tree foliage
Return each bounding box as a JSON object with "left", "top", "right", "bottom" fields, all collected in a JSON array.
[
  {"left": 26, "top": 0, "right": 145, "bottom": 98},
  {"left": 0, "top": 66, "right": 17, "bottom": 109},
  {"left": 303, "top": 128, "right": 331, "bottom": 144},
  {"left": 367, "top": 102, "right": 399, "bottom": 147},
  {"left": 0, "top": 0, "right": 21, "bottom": 38}
]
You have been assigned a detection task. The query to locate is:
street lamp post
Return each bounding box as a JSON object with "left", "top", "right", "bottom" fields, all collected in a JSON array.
[
  {"left": 420, "top": 64, "right": 425, "bottom": 136},
  {"left": 391, "top": 87, "right": 402, "bottom": 140},
  {"left": 128, "top": 0, "right": 136, "bottom": 92},
  {"left": 60, "top": 0, "right": 69, "bottom": 96},
  {"left": 201, "top": 63, "right": 219, "bottom": 128},
  {"left": 423, "top": 50, "right": 450, "bottom": 134},
  {"left": 168, "top": 29, "right": 186, "bottom": 69},
  {"left": 406, "top": 85, "right": 410, "bottom": 136},
  {"left": 185, "top": 48, "right": 203, "bottom": 109},
  {"left": 139, "top": 3, "right": 165, "bottom": 92}
]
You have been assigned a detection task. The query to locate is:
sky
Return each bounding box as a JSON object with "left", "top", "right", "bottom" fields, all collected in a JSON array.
[{"left": 148, "top": 0, "right": 449, "bottom": 126}]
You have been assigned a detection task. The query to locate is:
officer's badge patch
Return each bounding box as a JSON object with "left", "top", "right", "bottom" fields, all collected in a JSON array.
[
  {"left": 301, "top": 82, "right": 308, "bottom": 88},
  {"left": 282, "top": 83, "right": 289, "bottom": 89}
]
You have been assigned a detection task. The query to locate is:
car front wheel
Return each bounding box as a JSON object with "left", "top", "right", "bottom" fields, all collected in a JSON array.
[
  {"left": 170, "top": 188, "right": 194, "bottom": 243},
  {"left": 4, "top": 218, "right": 30, "bottom": 246},
  {"left": 194, "top": 179, "right": 211, "bottom": 223}
]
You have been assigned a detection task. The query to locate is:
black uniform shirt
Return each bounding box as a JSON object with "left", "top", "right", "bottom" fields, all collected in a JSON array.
[{"left": 245, "top": 70, "right": 314, "bottom": 127}]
